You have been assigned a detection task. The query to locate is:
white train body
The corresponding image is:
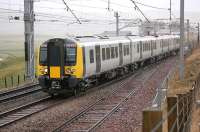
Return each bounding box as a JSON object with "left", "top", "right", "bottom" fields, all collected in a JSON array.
[{"left": 77, "top": 35, "right": 179, "bottom": 78}]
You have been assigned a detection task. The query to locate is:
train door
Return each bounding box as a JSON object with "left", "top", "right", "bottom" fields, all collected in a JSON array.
[
  {"left": 47, "top": 41, "right": 64, "bottom": 79},
  {"left": 95, "top": 45, "right": 101, "bottom": 73},
  {"left": 140, "top": 41, "right": 143, "bottom": 59},
  {"left": 119, "top": 43, "right": 123, "bottom": 65},
  {"left": 151, "top": 41, "right": 153, "bottom": 56},
  {"left": 130, "top": 41, "right": 133, "bottom": 62},
  {"left": 161, "top": 40, "right": 164, "bottom": 53},
  {"left": 168, "top": 39, "right": 170, "bottom": 51}
]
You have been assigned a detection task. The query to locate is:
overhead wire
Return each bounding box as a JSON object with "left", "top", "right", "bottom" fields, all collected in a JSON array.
[
  {"left": 134, "top": 1, "right": 169, "bottom": 10},
  {"left": 0, "top": 0, "right": 134, "bottom": 20},
  {"left": 0, "top": 0, "right": 173, "bottom": 27},
  {"left": 99, "top": 0, "right": 168, "bottom": 11},
  {"left": 0, "top": 8, "right": 115, "bottom": 24},
  {"left": 129, "top": 0, "right": 150, "bottom": 23}
]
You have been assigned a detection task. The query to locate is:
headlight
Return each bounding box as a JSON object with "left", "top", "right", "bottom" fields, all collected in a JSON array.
[
  {"left": 39, "top": 68, "right": 48, "bottom": 74},
  {"left": 65, "top": 68, "right": 75, "bottom": 74},
  {"left": 44, "top": 68, "right": 48, "bottom": 73}
]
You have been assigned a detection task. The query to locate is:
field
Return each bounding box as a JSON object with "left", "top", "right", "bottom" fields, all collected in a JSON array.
[{"left": 0, "top": 35, "right": 50, "bottom": 90}]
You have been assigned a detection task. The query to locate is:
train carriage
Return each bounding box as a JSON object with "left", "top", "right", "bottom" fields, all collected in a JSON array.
[{"left": 37, "top": 35, "right": 179, "bottom": 95}]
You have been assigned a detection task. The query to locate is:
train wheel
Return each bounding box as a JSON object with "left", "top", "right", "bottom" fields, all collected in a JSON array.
[
  {"left": 73, "top": 87, "right": 80, "bottom": 97},
  {"left": 73, "top": 88, "right": 77, "bottom": 97},
  {"left": 50, "top": 93, "right": 55, "bottom": 98}
]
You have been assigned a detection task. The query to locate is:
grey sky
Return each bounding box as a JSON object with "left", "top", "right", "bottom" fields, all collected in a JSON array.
[
  {"left": 0, "top": 0, "right": 200, "bottom": 36},
  {"left": 2, "top": 0, "right": 200, "bottom": 18}
]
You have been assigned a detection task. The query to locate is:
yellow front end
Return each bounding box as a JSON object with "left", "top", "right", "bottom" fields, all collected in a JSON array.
[
  {"left": 37, "top": 47, "right": 47, "bottom": 76},
  {"left": 50, "top": 67, "right": 61, "bottom": 78},
  {"left": 64, "top": 43, "right": 84, "bottom": 79},
  {"left": 37, "top": 43, "right": 84, "bottom": 79}
]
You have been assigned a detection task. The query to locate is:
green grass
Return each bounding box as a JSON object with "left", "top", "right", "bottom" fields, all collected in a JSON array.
[
  {"left": 0, "top": 56, "right": 25, "bottom": 89},
  {"left": 0, "top": 35, "right": 45, "bottom": 90},
  {"left": 0, "top": 53, "right": 39, "bottom": 89}
]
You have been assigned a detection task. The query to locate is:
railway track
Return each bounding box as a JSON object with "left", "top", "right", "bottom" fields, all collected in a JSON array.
[
  {"left": 0, "top": 83, "right": 41, "bottom": 103},
  {"left": 0, "top": 73, "right": 133, "bottom": 128},
  {"left": 53, "top": 64, "right": 157, "bottom": 132},
  {"left": 0, "top": 70, "right": 136, "bottom": 128},
  {"left": 0, "top": 96, "right": 53, "bottom": 127},
  {"left": 0, "top": 59, "right": 161, "bottom": 129}
]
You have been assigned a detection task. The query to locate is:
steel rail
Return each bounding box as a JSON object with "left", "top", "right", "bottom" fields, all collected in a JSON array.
[
  {"left": 87, "top": 87, "right": 136, "bottom": 132},
  {"left": 0, "top": 96, "right": 51, "bottom": 128},
  {"left": 53, "top": 63, "right": 158, "bottom": 132},
  {"left": 53, "top": 73, "right": 137, "bottom": 132},
  {"left": 0, "top": 83, "right": 41, "bottom": 103}
]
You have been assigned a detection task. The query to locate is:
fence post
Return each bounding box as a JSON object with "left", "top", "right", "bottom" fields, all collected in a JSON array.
[
  {"left": 143, "top": 107, "right": 162, "bottom": 132},
  {"left": 4, "top": 77, "right": 7, "bottom": 88},
  {"left": 11, "top": 75, "right": 14, "bottom": 87},
  {"left": 183, "top": 93, "right": 188, "bottom": 131},
  {"left": 167, "top": 96, "right": 178, "bottom": 132},
  {"left": 24, "top": 74, "right": 25, "bottom": 82},
  {"left": 18, "top": 74, "right": 20, "bottom": 85},
  {"left": 184, "top": 90, "right": 193, "bottom": 131},
  {"left": 177, "top": 94, "right": 185, "bottom": 132}
]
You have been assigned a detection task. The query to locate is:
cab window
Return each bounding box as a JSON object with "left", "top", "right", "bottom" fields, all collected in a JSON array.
[
  {"left": 65, "top": 46, "right": 76, "bottom": 66},
  {"left": 39, "top": 47, "right": 47, "bottom": 65},
  {"left": 89, "top": 49, "right": 94, "bottom": 63}
]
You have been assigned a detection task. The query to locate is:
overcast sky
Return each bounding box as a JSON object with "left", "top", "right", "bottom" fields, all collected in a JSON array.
[
  {"left": 0, "top": 0, "right": 200, "bottom": 36},
  {"left": 2, "top": 0, "right": 200, "bottom": 19}
]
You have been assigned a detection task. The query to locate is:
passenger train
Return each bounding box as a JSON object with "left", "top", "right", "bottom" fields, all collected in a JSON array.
[{"left": 37, "top": 35, "right": 179, "bottom": 96}]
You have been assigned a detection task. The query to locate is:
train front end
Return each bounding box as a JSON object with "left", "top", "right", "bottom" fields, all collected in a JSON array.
[{"left": 37, "top": 38, "right": 83, "bottom": 95}]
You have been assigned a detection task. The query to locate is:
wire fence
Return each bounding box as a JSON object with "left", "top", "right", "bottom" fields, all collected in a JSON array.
[
  {"left": 152, "top": 64, "right": 176, "bottom": 108},
  {"left": 0, "top": 73, "right": 29, "bottom": 89},
  {"left": 143, "top": 72, "right": 199, "bottom": 132}
]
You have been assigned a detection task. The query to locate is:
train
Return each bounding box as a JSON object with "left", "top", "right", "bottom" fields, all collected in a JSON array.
[{"left": 37, "top": 35, "right": 180, "bottom": 96}]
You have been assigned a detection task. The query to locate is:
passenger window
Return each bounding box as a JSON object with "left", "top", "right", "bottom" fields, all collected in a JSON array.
[
  {"left": 146, "top": 43, "right": 148, "bottom": 51},
  {"left": 153, "top": 42, "right": 154, "bottom": 49},
  {"left": 150, "top": 42, "right": 152, "bottom": 50},
  {"left": 148, "top": 42, "right": 151, "bottom": 51},
  {"left": 150, "top": 43, "right": 152, "bottom": 50},
  {"left": 111, "top": 47, "right": 115, "bottom": 58},
  {"left": 143, "top": 43, "right": 145, "bottom": 52},
  {"left": 106, "top": 47, "right": 110, "bottom": 59},
  {"left": 115, "top": 47, "right": 118, "bottom": 58},
  {"left": 127, "top": 45, "right": 129, "bottom": 55},
  {"left": 102, "top": 48, "right": 106, "bottom": 60},
  {"left": 124, "top": 45, "right": 126, "bottom": 56},
  {"left": 89, "top": 49, "right": 94, "bottom": 63},
  {"left": 137, "top": 44, "right": 139, "bottom": 53},
  {"left": 145, "top": 43, "right": 147, "bottom": 51}
]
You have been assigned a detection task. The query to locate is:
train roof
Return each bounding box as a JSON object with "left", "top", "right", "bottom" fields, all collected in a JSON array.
[
  {"left": 40, "top": 35, "right": 179, "bottom": 47},
  {"left": 73, "top": 35, "right": 179, "bottom": 46},
  {"left": 73, "top": 35, "right": 179, "bottom": 42}
]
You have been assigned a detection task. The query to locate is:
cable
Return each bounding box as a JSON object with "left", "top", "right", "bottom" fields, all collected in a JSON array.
[
  {"left": 134, "top": 1, "right": 168, "bottom": 10},
  {"left": 62, "top": 0, "right": 81, "bottom": 24},
  {"left": 99, "top": 0, "right": 168, "bottom": 11},
  {"left": 129, "top": 0, "right": 150, "bottom": 23},
  {"left": 0, "top": 1, "right": 135, "bottom": 20},
  {"left": 0, "top": 7, "right": 114, "bottom": 23},
  {"left": 0, "top": 1, "right": 145, "bottom": 26}
]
